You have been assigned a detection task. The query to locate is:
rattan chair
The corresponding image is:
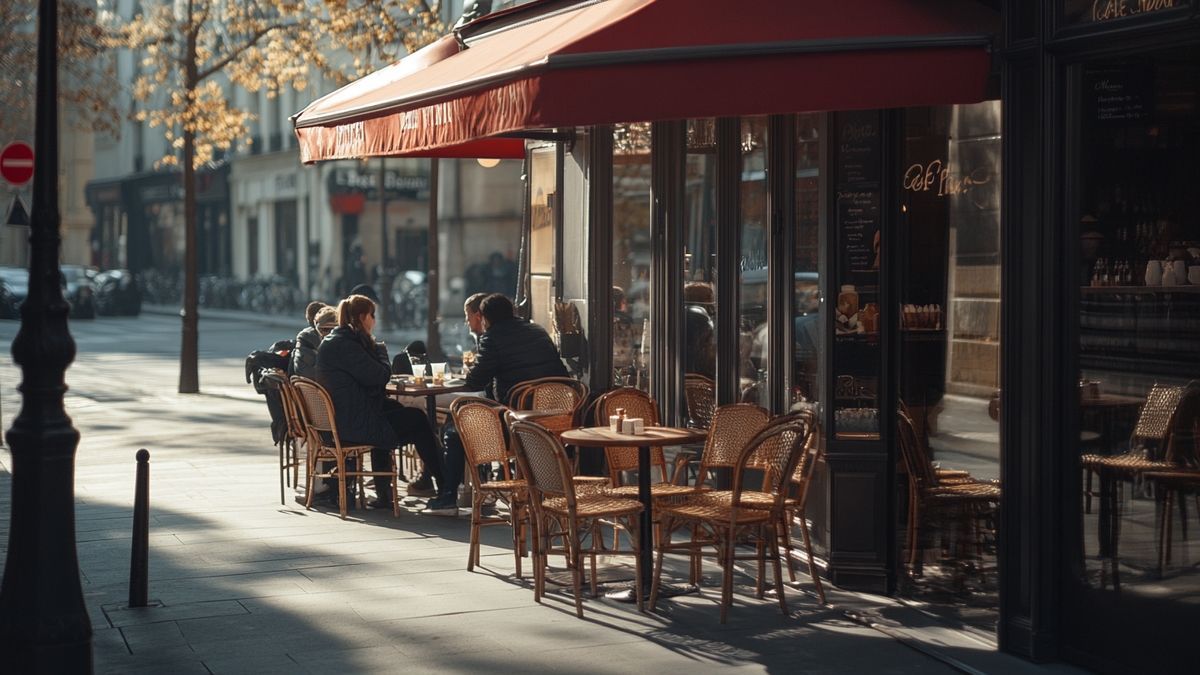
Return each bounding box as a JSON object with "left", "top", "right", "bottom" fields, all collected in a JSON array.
[
  {"left": 509, "top": 420, "right": 645, "bottom": 617},
  {"left": 451, "top": 396, "right": 529, "bottom": 578},
  {"left": 261, "top": 370, "right": 305, "bottom": 505},
  {"left": 507, "top": 377, "right": 590, "bottom": 437},
  {"left": 1080, "top": 383, "right": 1199, "bottom": 586},
  {"left": 595, "top": 388, "right": 690, "bottom": 489},
  {"left": 291, "top": 377, "right": 400, "bottom": 519},
  {"left": 684, "top": 374, "right": 717, "bottom": 430},
  {"left": 897, "top": 409, "right": 1000, "bottom": 577},
  {"left": 780, "top": 422, "right": 827, "bottom": 604},
  {"left": 651, "top": 413, "right": 816, "bottom": 623}
]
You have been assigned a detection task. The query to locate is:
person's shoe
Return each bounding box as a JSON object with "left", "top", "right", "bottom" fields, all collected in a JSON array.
[
  {"left": 368, "top": 497, "right": 393, "bottom": 510},
  {"left": 407, "top": 475, "right": 437, "bottom": 497},
  {"left": 420, "top": 495, "right": 458, "bottom": 516}
]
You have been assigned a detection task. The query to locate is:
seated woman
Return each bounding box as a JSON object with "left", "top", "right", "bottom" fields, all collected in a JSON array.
[{"left": 315, "top": 294, "right": 452, "bottom": 513}]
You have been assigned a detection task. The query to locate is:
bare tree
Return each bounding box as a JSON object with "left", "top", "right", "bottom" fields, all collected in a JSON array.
[{"left": 106, "top": 1, "right": 445, "bottom": 393}]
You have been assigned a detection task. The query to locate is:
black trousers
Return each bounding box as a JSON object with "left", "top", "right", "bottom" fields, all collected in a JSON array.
[{"left": 380, "top": 399, "right": 446, "bottom": 498}]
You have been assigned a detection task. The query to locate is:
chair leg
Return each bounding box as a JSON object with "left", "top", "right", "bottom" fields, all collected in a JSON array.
[
  {"left": 631, "top": 517, "right": 644, "bottom": 612},
  {"left": 650, "top": 524, "right": 666, "bottom": 611},
  {"left": 589, "top": 522, "right": 599, "bottom": 599},
  {"left": 570, "top": 523, "right": 585, "bottom": 619},
  {"left": 304, "top": 451, "right": 319, "bottom": 510},
  {"left": 755, "top": 538, "right": 766, "bottom": 599},
  {"left": 769, "top": 524, "right": 788, "bottom": 616},
  {"left": 278, "top": 441, "right": 286, "bottom": 505},
  {"left": 781, "top": 510, "right": 797, "bottom": 583},
  {"left": 512, "top": 500, "right": 524, "bottom": 579},
  {"left": 468, "top": 491, "right": 481, "bottom": 573},
  {"left": 392, "top": 447, "right": 401, "bottom": 517},
  {"left": 720, "top": 529, "right": 736, "bottom": 624},
  {"left": 800, "top": 512, "right": 826, "bottom": 605},
  {"left": 336, "top": 456, "right": 348, "bottom": 520}
]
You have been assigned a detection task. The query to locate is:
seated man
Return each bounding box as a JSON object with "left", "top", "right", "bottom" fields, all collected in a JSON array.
[
  {"left": 464, "top": 293, "right": 568, "bottom": 403},
  {"left": 442, "top": 293, "right": 568, "bottom": 500}
]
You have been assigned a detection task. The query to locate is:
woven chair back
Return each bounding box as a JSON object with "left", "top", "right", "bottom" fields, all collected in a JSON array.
[
  {"left": 509, "top": 377, "right": 587, "bottom": 411},
  {"left": 695, "top": 404, "right": 770, "bottom": 484},
  {"left": 789, "top": 413, "right": 824, "bottom": 500},
  {"left": 732, "top": 414, "right": 813, "bottom": 509},
  {"left": 451, "top": 397, "right": 511, "bottom": 468},
  {"left": 291, "top": 377, "right": 343, "bottom": 449},
  {"left": 596, "top": 387, "right": 666, "bottom": 479},
  {"left": 1133, "top": 384, "right": 1187, "bottom": 442},
  {"left": 510, "top": 420, "right": 572, "bottom": 502},
  {"left": 684, "top": 374, "right": 716, "bottom": 430},
  {"left": 897, "top": 409, "right": 938, "bottom": 491},
  {"left": 263, "top": 370, "right": 305, "bottom": 440}
]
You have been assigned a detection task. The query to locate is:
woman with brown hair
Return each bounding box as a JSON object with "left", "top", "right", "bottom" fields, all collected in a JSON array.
[{"left": 315, "top": 294, "right": 450, "bottom": 512}]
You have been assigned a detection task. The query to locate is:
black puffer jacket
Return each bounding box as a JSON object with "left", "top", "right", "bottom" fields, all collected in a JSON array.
[
  {"left": 315, "top": 326, "right": 396, "bottom": 449},
  {"left": 291, "top": 326, "right": 321, "bottom": 378},
  {"left": 464, "top": 317, "right": 567, "bottom": 403}
]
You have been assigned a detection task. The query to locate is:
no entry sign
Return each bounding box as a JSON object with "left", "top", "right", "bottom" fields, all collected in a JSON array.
[{"left": 0, "top": 142, "right": 35, "bottom": 186}]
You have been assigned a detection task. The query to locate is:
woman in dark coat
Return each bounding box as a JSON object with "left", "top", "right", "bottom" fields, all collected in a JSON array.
[{"left": 316, "top": 294, "right": 447, "bottom": 510}]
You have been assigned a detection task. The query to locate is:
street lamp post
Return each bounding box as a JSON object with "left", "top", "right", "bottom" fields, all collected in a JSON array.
[{"left": 0, "top": 0, "right": 93, "bottom": 671}]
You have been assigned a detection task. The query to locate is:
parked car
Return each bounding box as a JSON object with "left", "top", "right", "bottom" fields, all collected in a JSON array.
[
  {"left": 93, "top": 269, "right": 142, "bottom": 316},
  {"left": 0, "top": 267, "right": 28, "bottom": 319},
  {"left": 61, "top": 265, "right": 97, "bottom": 319}
]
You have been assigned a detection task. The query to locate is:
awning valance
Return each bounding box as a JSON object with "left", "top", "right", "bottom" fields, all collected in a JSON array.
[{"left": 293, "top": 0, "right": 996, "bottom": 164}]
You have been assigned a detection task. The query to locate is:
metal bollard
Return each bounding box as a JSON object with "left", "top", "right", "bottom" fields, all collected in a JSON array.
[{"left": 129, "top": 449, "right": 150, "bottom": 608}]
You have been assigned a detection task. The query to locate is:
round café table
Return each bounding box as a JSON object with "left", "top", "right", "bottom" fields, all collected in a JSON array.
[
  {"left": 386, "top": 377, "right": 470, "bottom": 428},
  {"left": 559, "top": 425, "right": 707, "bottom": 599}
]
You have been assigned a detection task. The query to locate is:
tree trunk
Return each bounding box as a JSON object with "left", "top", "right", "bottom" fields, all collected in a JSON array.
[{"left": 179, "top": 25, "right": 200, "bottom": 394}]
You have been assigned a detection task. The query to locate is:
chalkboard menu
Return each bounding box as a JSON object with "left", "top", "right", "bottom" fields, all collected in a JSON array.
[
  {"left": 1085, "top": 64, "right": 1152, "bottom": 123},
  {"left": 831, "top": 110, "right": 884, "bottom": 440}
]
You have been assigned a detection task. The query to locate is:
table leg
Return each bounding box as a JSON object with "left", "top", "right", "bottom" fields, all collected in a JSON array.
[{"left": 638, "top": 444, "right": 653, "bottom": 594}]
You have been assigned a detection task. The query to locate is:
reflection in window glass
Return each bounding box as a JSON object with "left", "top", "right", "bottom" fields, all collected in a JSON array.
[
  {"left": 684, "top": 119, "right": 717, "bottom": 395},
  {"left": 739, "top": 117, "right": 769, "bottom": 407},
  {"left": 792, "top": 114, "right": 821, "bottom": 408},
  {"left": 613, "top": 123, "right": 652, "bottom": 390},
  {"left": 897, "top": 101, "right": 1003, "bottom": 633},
  {"left": 1074, "top": 53, "right": 1200, "bottom": 616},
  {"left": 529, "top": 147, "right": 557, "bottom": 330}
]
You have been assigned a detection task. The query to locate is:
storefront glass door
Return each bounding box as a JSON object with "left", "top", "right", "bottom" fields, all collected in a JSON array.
[
  {"left": 613, "top": 122, "right": 653, "bottom": 391},
  {"left": 896, "top": 101, "right": 1003, "bottom": 634},
  {"left": 1065, "top": 47, "right": 1199, "bottom": 672}
]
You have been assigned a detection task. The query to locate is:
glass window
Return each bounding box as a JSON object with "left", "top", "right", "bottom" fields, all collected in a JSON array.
[
  {"left": 528, "top": 146, "right": 557, "bottom": 330},
  {"left": 739, "top": 117, "right": 769, "bottom": 407},
  {"left": 613, "top": 122, "right": 653, "bottom": 390},
  {"left": 897, "top": 101, "right": 1003, "bottom": 632},
  {"left": 684, "top": 119, "right": 717, "bottom": 390},
  {"left": 792, "top": 114, "right": 822, "bottom": 409},
  {"left": 1070, "top": 51, "right": 1200, "bottom": 656}
]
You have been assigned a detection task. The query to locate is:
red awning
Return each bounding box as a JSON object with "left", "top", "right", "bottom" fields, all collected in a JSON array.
[{"left": 293, "top": 0, "right": 996, "bottom": 164}]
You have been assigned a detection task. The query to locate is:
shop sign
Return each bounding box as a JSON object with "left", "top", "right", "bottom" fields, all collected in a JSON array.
[
  {"left": 902, "top": 160, "right": 991, "bottom": 198},
  {"left": 328, "top": 167, "right": 429, "bottom": 200},
  {"left": 1063, "top": 0, "right": 1180, "bottom": 24}
]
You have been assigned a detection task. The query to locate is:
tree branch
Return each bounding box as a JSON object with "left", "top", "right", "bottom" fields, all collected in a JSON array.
[{"left": 196, "top": 21, "right": 295, "bottom": 82}]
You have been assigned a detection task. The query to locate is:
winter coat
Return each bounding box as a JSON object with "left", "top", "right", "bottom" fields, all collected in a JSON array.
[
  {"left": 315, "top": 326, "right": 396, "bottom": 449},
  {"left": 291, "top": 326, "right": 322, "bottom": 378},
  {"left": 463, "top": 317, "right": 567, "bottom": 403}
]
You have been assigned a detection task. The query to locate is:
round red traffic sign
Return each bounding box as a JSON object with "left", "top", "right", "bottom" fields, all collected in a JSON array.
[{"left": 0, "top": 142, "right": 35, "bottom": 186}]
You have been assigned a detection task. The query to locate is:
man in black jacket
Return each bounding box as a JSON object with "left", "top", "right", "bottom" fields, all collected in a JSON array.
[
  {"left": 462, "top": 294, "right": 568, "bottom": 402},
  {"left": 443, "top": 294, "right": 568, "bottom": 498}
]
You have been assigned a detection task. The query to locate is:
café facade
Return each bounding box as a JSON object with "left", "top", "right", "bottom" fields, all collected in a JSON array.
[{"left": 294, "top": 1, "right": 1200, "bottom": 671}]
